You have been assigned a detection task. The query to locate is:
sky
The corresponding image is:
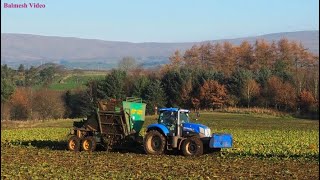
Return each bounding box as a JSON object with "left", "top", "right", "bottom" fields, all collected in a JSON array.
[{"left": 1, "top": 0, "right": 319, "bottom": 42}]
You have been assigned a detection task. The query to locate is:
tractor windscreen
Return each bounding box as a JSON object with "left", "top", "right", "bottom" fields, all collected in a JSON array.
[{"left": 180, "top": 112, "right": 190, "bottom": 123}]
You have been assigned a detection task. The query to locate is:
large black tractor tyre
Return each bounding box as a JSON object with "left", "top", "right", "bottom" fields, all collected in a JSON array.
[
  {"left": 81, "top": 136, "right": 97, "bottom": 152},
  {"left": 144, "top": 130, "right": 166, "bottom": 155},
  {"left": 181, "top": 136, "right": 203, "bottom": 156},
  {"left": 68, "top": 136, "right": 81, "bottom": 152}
]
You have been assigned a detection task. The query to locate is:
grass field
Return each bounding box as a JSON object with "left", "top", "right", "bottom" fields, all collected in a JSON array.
[
  {"left": 1, "top": 112, "right": 319, "bottom": 179},
  {"left": 30, "top": 70, "right": 108, "bottom": 91},
  {"left": 48, "top": 73, "right": 106, "bottom": 90}
]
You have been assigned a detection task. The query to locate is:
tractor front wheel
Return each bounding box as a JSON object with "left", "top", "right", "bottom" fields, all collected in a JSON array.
[
  {"left": 68, "top": 136, "right": 80, "bottom": 152},
  {"left": 144, "top": 130, "right": 166, "bottom": 155},
  {"left": 181, "top": 136, "right": 203, "bottom": 156},
  {"left": 81, "top": 136, "right": 97, "bottom": 152}
]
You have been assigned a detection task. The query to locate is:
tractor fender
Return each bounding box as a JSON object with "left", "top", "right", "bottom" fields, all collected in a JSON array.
[
  {"left": 177, "top": 138, "right": 186, "bottom": 150},
  {"left": 146, "top": 124, "right": 170, "bottom": 136}
]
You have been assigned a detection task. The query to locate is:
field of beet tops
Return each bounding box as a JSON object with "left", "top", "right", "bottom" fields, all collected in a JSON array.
[{"left": 1, "top": 112, "right": 319, "bottom": 179}]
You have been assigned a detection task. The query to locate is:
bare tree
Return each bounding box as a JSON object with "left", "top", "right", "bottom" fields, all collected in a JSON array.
[
  {"left": 118, "top": 56, "right": 137, "bottom": 72},
  {"left": 242, "top": 79, "right": 260, "bottom": 108}
]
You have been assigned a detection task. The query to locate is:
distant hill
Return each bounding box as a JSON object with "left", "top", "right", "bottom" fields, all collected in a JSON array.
[
  {"left": 1, "top": 30, "right": 318, "bottom": 69},
  {"left": 209, "top": 31, "right": 319, "bottom": 54}
]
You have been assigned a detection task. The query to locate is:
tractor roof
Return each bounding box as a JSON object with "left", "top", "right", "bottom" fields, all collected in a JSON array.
[{"left": 159, "top": 108, "right": 189, "bottom": 113}]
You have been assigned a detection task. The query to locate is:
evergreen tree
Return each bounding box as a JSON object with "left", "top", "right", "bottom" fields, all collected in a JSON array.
[
  {"left": 144, "top": 80, "right": 166, "bottom": 114},
  {"left": 98, "top": 69, "right": 127, "bottom": 100}
]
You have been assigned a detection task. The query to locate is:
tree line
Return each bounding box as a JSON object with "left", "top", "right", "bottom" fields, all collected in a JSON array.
[
  {"left": 81, "top": 38, "right": 318, "bottom": 117},
  {"left": 1, "top": 38, "right": 319, "bottom": 120}
]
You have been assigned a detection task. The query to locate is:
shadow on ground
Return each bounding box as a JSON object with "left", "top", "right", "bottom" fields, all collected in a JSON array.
[
  {"left": 4, "top": 140, "right": 148, "bottom": 154},
  {"left": 7, "top": 140, "right": 69, "bottom": 151},
  {"left": 4, "top": 140, "right": 207, "bottom": 156}
]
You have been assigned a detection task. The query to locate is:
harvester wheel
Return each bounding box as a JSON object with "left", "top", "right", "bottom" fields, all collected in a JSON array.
[
  {"left": 81, "top": 136, "right": 96, "bottom": 152},
  {"left": 144, "top": 130, "right": 166, "bottom": 155},
  {"left": 68, "top": 136, "right": 80, "bottom": 152},
  {"left": 181, "top": 136, "right": 203, "bottom": 156}
]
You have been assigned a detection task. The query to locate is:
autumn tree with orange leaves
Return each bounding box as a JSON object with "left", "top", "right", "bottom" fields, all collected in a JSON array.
[
  {"left": 200, "top": 80, "right": 228, "bottom": 109},
  {"left": 9, "top": 88, "right": 32, "bottom": 120},
  {"left": 267, "top": 76, "right": 296, "bottom": 110},
  {"left": 298, "top": 90, "right": 317, "bottom": 113},
  {"left": 180, "top": 79, "right": 193, "bottom": 108}
]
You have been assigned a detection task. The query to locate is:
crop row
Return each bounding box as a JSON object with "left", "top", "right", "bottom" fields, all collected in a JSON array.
[{"left": 1, "top": 127, "right": 318, "bottom": 159}]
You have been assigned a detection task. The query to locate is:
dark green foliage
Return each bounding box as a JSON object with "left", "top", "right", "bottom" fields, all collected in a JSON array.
[
  {"left": 272, "top": 60, "right": 293, "bottom": 83},
  {"left": 39, "top": 67, "right": 56, "bottom": 85},
  {"left": 161, "top": 70, "right": 184, "bottom": 107},
  {"left": 255, "top": 67, "right": 272, "bottom": 88},
  {"left": 225, "top": 69, "right": 256, "bottom": 106},
  {"left": 178, "top": 67, "right": 193, "bottom": 81},
  {"left": 18, "top": 64, "right": 25, "bottom": 73},
  {"left": 1, "top": 78, "right": 15, "bottom": 103},
  {"left": 64, "top": 90, "right": 96, "bottom": 118},
  {"left": 227, "top": 69, "right": 252, "bottom": 96},
  {"left": 143, "top": 80, "right": 166, "bottom": 114},
  {"left": 24, "top": 66, "right": 40, "bottom": 86},
  {"left": 1, "top": 65, "right": 16, "bottom": 102},
  {"left": 131, "top": 76, "right": 150, "bottom": 97},
  {"left": 97, "top": 69, "right": 127, "bottom": 100},
  {"left": 255, "top": 67, "right": 272, "bottom": 107},
  {"left": 1, "top": 64, "right": 14, "bottom": 80}
]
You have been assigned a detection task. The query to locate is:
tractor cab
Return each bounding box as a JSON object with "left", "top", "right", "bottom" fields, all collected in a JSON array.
[
  {"left": 157, "top": 108, "right": 211, "bottom": 138},
  {"left": 158, "top": 108, "right": 190, "bottom": 133}
]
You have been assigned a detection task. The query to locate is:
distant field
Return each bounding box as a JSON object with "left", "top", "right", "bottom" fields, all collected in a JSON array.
[
  {"left": 1, "top": 112, "right": 319, "bottom": 179},
  {"left": 48, "top": 72, "right": 106, "bottom": 91}
]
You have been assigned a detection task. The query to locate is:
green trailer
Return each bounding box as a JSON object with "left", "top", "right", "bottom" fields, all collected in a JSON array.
[{"left": 67, "top": 97, "right": 146, "bottom": 152}]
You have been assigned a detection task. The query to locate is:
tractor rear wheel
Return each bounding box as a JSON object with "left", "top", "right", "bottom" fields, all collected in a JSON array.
[
  {"left": 81, "top": 136, "right": 97, "bottom": 152},
  {"left": 68, "top": 136, "right": 80, "bottom": 152},
  {"left": 144, "top": 130, "right": 166, "bottom": 155},
  {"left": 181, "top": 136, "right": 203, "bottom": 156}
]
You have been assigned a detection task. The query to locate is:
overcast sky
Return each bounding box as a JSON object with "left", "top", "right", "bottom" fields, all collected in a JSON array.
[{"left": 1, "top": 0, "right": 319, "bottom": 42}]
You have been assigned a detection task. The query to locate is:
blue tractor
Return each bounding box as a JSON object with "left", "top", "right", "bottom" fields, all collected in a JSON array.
[{"left": 143, "top": 108, "right": 233, "bottom": 156}]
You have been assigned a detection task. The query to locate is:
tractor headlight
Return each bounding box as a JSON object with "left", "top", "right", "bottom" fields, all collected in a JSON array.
[
  {"left": 200, "top": 127, "right": 211, "bottom": 137},
  {"left": 199, "top": 127, "right": 205, "bottom": 134},
  {"left": 204, "top": 128, "right": 211, "bottom": 137}
]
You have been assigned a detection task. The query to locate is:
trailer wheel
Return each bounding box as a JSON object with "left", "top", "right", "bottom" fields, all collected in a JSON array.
[
  {"left": 182, "top": 136, "right": 203, "bottom": 156},
  {"left": 81, "top": 136, "right": 96, "bottom": 152},
  {"left": 68, "top": 136, "right": 80, "bottom": 152},
  {"left": 144, "top": 130, "right": 166, "bottom": 155}
]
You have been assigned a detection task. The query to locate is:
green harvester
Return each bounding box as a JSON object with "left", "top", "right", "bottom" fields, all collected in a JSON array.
[{"left": 67, "top": 97, "right": 146, "bottom": 152}]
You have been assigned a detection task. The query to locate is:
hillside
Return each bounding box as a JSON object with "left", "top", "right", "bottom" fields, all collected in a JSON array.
[{"left": 1, "top": 30, "right": 318, "bottom": 69}]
